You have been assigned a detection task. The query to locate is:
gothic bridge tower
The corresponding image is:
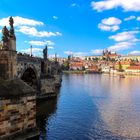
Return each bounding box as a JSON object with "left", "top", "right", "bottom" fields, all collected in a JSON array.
[{"left": 0, "top": 17, "right": 17, "bottom": 80}]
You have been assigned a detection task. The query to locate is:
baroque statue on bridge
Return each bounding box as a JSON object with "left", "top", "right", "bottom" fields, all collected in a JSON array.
[
  {"left": 2, "top": 26, "right": 9, "bottom": 49},
  {"left": 9, "top": 16, "right": 15, "bottom": 39},
  {"left": 43, "top": 45, "right": 48, "bottom": 60}
]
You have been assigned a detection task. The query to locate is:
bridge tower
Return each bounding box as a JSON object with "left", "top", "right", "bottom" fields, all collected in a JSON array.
[{"left": 0, "top": 17, "right": 17, "bottom": 80}]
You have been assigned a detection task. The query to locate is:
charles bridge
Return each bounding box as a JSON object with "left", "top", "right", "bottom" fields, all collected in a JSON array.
[{"left": 0, "top": 17, "right": 62, "bottom": 139}]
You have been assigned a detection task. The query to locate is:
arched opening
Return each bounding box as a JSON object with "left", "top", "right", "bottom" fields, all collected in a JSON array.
[
  {"left": 41, "top": 61, "right": 44, "bottom": 73},
  {"left": 48, "top": 68, "right": 50, "bottom": 75},
  {"left": 21, "top": 68, "right": 38, "bottom": 90}
]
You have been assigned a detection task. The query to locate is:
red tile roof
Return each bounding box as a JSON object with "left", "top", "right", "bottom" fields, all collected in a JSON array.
[{"left": 126, "top": 66, "right": 140, "bottom": 70}]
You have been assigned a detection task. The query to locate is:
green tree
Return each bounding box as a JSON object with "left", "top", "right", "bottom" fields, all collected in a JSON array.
[{"left": 62, "top": 60, "right": 70, "bottom": 70}]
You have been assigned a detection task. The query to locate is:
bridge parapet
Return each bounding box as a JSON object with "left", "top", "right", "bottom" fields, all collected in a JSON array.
[{"left": 17, "top": 54, "right": 43, "bottom": 62}]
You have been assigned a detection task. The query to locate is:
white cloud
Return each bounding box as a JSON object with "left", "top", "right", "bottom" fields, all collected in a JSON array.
[
  {"left": 0, "top": 16, "right": 44, "bottom": 27},
  {"left": 109, "top": 31, "right": 139, "bottom": 42},
  {"left": 53, "top": 16, "right": 58, "bottom": 20},
  {"left": 107, "top": 30, "right": 140, "bottom": 52},
  {"left": 0, "top": 16, "right": 62, "bottom": 38},
  {"left": 28, "top": 40, "right": 55, "bottom": 46},
  {"left": 91, "top": 0, "right": 140, "bottom": 12},
  {"left": 98, "top": 24, "right": 119, "bottom": 32},
  {"left": 108, "top": 42, "right": 134, "bottom": 51},
  {"left": 91, "top": 49, "right": 103, "bottom": 55},
  {"left": 20, "top": 48, "right": 43, "bottom": 57},
  {"left": 129, "top": 50, "right": 140, "bottom": 55},
  {"left": 124, "top": 16, "right": 136, "bottom": 21},
  {"left": 48, "top": 46, "right": 54, "bottom": 49},
  {"left": 98, "top": 17, "right": 121, "bottom": 32},
  {"left": 64, "top": 51, "right": 73, "bottom": 55},
  {"left": 102, "top": 17, "right": 121, "bottom": 25},
  {"left": 64, "top": 51, "right": 86, "bottom": 56},
  {"left": 16, "top": 26, "right": 62, "bottom": 37}
]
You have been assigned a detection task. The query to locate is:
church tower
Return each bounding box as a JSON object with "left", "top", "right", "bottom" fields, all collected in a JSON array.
[{"left": 0, "top": 17, "right": 17, "bottom": 80}]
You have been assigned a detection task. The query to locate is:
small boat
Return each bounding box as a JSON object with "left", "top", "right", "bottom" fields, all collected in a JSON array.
[{"left": 119, "top": 74, "right": 125, "bottom": 78}]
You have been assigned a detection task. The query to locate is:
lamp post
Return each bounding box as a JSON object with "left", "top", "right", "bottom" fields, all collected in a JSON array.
[{"left": 30, "top": 45, "right": 33, "bottom": 57}]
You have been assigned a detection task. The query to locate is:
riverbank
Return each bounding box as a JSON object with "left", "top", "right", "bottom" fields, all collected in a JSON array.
[
  {"left": 109, "top": 72, "right": 140, "bottom": 76},
  {"left": 63, "top": 70, "right": 140, "bottom": 76},
  {"left": 63, "top": 70, "right": 87, "bottom": 74},
  {"left": 63, "top": 70, "right": 101, "bottom": 74}
]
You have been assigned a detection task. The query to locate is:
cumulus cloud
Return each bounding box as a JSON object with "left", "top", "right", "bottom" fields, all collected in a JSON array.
[
  {"left": 124, "top": 16, "right": 136, "bottom": 21},
  {"left": 91, "top": 0, "right": 140, "bottom": 12},
  {"left": 16, "top": 26, "right": 62, "bottom": 37},
  {"left": 0, "top": 16, "right": 62, "bottom": 38},
  {"left": 98, "top": 24, "right": 119, "bottom": 32},
  {"left": 128, "top": 50, "right": 140, "bottom": 55},
  {"left": 108, "top": 42, "right": 134, "bottom": 51},
  {"left": 102, "top": 17, "right": 122, "bottom": 25},
  {"left": 91, "top": 49, "right": 103, "bottom": 55},
  {"left": 28, "top": 40, "right": 55, "bottom": 46},
  {"left": 98, "top": 17, "right": 121, "bottom": 32},
  {"left": 0, "top": 16, "right": 44, "bottom": 27},
  {"left": 107, "top": 31, "right": 139, "bottom": 52},
  {"left": 109, "top": 31, "right": 139, "bottom": 42}
]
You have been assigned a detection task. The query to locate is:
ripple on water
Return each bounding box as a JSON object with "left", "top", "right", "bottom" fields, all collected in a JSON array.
[{"left": 38, "top": 74, "right": 140, "bottom": 140}]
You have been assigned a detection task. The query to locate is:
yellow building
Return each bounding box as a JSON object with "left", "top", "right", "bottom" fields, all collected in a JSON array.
[
  {"left": 115, "top": 61, "right": 133, "bottom": 71},
  {"left": 119, "top": 55, "right": 140, "bottom": 61}
]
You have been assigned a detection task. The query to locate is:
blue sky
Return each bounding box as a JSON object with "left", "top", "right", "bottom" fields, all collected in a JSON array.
[{"left": 0, "top": 0, "right": 140, "bottom": 57}]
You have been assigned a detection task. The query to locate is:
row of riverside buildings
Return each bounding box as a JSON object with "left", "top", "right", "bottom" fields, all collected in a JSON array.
[{"left": 58, "top": 50, "right": 140, "bottom": 74}]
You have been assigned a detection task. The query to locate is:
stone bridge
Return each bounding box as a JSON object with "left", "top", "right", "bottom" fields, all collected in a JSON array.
[
  {"left": 0, "top": 17, "right": 63, "bottom": 140},
  {"left": 0, "top": 17, "right": 62, "bottom": 98}
]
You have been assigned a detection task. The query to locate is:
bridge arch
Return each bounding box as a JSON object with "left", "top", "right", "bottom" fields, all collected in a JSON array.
[{"left": 21, "top": 66, "right": 39, "bottom": 90}]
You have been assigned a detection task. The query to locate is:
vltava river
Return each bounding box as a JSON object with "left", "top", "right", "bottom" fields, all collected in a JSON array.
[{"left": 37, "top": 74, "right": 140, "bottom": 140}]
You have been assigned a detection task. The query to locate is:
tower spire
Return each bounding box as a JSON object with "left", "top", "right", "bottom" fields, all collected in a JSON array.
[{"left": 55, "top": 53, "right": 57, "bottom": 62}]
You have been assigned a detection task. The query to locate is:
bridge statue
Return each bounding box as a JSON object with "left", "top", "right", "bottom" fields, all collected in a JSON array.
[
  {"left": 43, "top": 45, "right": 48, "bottom": 60},
  {"left": 9, "top": 16, "right": 16, "bottom": 39},
  {"left": 2, "top": 26, "right": 9, "bottom": 49}
]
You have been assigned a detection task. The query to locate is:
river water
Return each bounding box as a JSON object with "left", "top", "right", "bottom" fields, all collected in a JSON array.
[{"left": 37, "top": 74, "right": 140, "bottom": 140}]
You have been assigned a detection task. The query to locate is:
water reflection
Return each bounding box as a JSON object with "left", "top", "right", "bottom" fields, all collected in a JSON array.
[
  {"left": 37, "top": 74, "right": 140, "bottom": 140},
  {"left": 36, "top": 97, "right": 58, "bottom": 140}
]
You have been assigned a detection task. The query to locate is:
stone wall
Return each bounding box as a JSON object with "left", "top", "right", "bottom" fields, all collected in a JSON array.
[
  {"left": 0, "top": 50, "right": 17, "bottom": 80},
  {"left": 0, "top": 79, "right": 39, "bottom": 140},
  {"left": 0, "top": 95, "right": 37, "bottom": 139},
  {"left": 54, "top": 74, "right": 62, "bottom": 87},
  {"left": 39, "top": 78, "right": 56, "bottom": 99}
]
